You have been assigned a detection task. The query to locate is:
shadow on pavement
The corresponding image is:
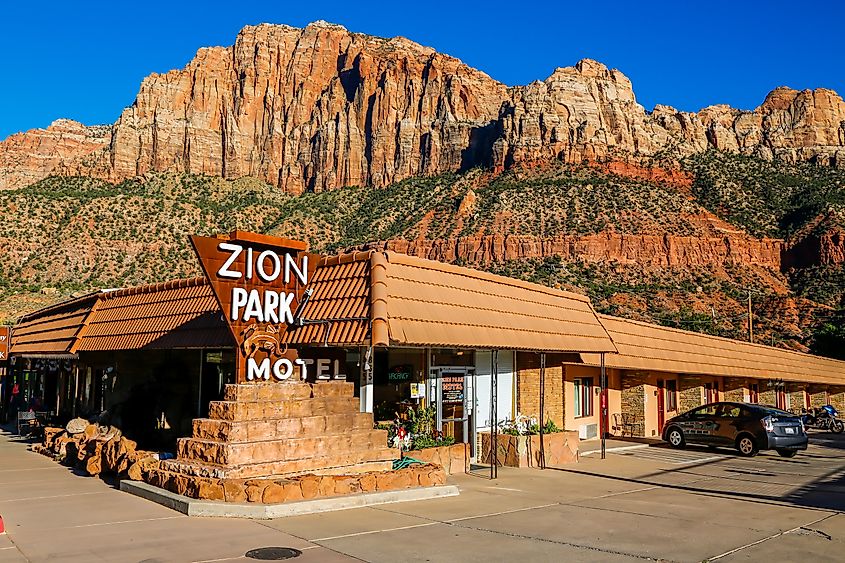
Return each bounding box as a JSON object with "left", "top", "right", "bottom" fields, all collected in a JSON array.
[{"left": 555, "top": 439, "right": 845, "bottom": 512}]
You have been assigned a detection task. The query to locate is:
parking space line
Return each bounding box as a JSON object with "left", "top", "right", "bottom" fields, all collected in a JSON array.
[
  {"left": 313, "top": 502, "right": 562, "bottom": 543},
  {"left": 312, "top": 521, "right": 439, "bottom": 542},
  {"left": 446, "top": 503, "right": 559, "bottom": 522},
  {"left": 0, "top": 491, "right": 110, "bottom": 502},
  {"left": 581, "top": 444, "right": 650, "bottom": 456},
  {"left": 60, "top": 515, "right": 184, "bottom": 530},
  {"left": 672, "top": 455, "right": 724, "bottom": 465}
]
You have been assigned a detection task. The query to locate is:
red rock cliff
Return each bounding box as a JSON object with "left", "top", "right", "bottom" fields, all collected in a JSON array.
[
  {"left": 2, "top": 22, "right": 845, "bottom": 192},
  {"left": 0, "top": 120, "right": 109, "bottom": 190},
  {"left": 378, "top": 233, "right": 785, "bottom": 269}
]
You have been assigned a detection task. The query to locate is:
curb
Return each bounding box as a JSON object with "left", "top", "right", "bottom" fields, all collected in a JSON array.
[{"left": 120, "top": 480, "right": 459, "bottom": 519}]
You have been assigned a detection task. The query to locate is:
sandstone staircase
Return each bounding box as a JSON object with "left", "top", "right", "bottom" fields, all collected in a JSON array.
[{"left": 160, "top": 382, "right": 398, "bottom": 480}]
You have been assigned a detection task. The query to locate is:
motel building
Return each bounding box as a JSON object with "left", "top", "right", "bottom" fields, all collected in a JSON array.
[{"left": 3, "top": 231, "right": 845, "bottom": 464}]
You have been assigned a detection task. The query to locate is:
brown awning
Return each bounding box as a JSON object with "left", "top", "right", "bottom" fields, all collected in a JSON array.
[
  {"left": 581, "top": 314, "right": 845, "bottom": 385},
  {"left": 10, "top": 293, "right": 100, "bottom": 355},
  {"left": 287, "top": 250, "right": 617, "bottom": 354},
  {"left": 76, "top": 278, "right": 233, "bottom": 351}
]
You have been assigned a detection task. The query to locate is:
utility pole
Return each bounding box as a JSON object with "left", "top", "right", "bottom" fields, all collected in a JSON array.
[{"left": 747, "top": 290, "right": 753, "bottom": 343}]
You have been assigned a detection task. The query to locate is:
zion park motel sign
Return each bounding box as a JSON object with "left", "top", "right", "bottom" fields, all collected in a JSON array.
[{"left": 191, "top": 231, "right": 338, "bottom": 384}]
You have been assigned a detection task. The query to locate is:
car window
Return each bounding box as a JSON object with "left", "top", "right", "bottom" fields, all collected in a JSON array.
[
  {"left": 691, "top": 404, "right": 720, "bottom": 417},
  {"left": 761, "top": 407, "right": 795, "bottom": 418},
  {"left": 719, "top": 404, "right": 742, "bottom": 418}
]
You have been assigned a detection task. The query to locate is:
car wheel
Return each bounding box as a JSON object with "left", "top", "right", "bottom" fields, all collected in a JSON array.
[
  {"left": 776, "top": 449, "right": 797, "bottom": 458},
  {"left": 736, "top": 435, "right": 758, "bottom": 457},
  {"left": 666, "top": 427, "right": 685, "bottom": 449},
  {"left": 831, "top": 419, "right": 844, "bottom": 434}
]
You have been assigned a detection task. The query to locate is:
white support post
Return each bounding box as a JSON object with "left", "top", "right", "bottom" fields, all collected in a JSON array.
[{"left": 360, "top": 346, "right": 374, "bottom": 413}]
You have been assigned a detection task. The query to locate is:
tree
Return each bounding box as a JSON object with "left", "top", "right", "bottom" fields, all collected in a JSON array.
[{"left": 812, "top": 298, "right": 845, "bottom": 360}]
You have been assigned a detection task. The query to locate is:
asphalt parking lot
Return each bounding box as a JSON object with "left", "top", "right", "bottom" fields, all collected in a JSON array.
[{"left": 1, "top": 429, "right": 843, "bottom": 562}]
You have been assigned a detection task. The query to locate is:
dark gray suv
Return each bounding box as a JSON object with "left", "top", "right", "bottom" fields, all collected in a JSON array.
[{"left": 662, "top": 402, "right": 808, "bottom": 457}]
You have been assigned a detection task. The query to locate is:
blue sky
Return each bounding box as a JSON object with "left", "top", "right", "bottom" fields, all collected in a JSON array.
[{"left": 2, "top": 0, "right": 843, "bottom": 140}]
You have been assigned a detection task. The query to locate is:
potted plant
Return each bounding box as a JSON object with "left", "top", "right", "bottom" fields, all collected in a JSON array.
[{"left": 379, "top": 406, "right": 466, "bottom": 474}]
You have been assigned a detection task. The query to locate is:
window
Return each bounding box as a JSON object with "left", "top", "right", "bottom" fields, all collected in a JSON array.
[
  {"left": 690, "top": 404, "right": 720, "bottom": 418},
  {"left": 573, "top": 378, "right": 594, "bottom": 418},
  {"left": 749, "top": 383, "right": 759, "bottom": 403},
  {"left": 666, "top": 380, "right": 678, "bottom": 412},
  {"left": 719, "top": 404, "right": 742, "bottom": 418}
]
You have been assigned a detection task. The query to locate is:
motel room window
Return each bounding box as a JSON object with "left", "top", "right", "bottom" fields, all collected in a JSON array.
[
  {"left": 574, "top": 377, "right": 594, "bottom": 418},
  {"left": 666, "top": 380, "right": 677, "bottom": 412}
]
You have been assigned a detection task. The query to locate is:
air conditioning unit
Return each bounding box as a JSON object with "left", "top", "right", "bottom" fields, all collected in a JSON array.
[{"left": 579, "top": 424, "right": 598, "bottom": 440}]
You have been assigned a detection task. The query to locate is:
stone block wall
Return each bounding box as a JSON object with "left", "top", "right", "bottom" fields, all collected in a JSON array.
[
  {"left": 829, "top": 387, "right": 845, "bottom": 413},
  {"left": 405, "top": 443, "right": 469, "bottom": 475},
  {"left": 758, "top": 388, "right": 776, "bottom": 406},
  {"left": 621, "top": 372, "right": 648, "bottom": 437},
  {"left": 479, "top": 431, "right": 579, "bottom": 468},
  {"left": 787, "top": 383, "right": 807, "bottom": 412},
  {"left": 159, "top": 381, "right": 399, "bottom": 481},
  {"left": 515, "top": 353, "right": 564, "bottom": 428},
  {"left": 679, "top": 375, "right": 703, "bottom": 412},
  {"left": 146, "top": 463, "right": 446, "bottom": 503},
  {"left": 809, "top": 385, "right": 829, "bottom": 408},
  {"left": 723, "top": 378, "right": 746, "bottom": 402}
]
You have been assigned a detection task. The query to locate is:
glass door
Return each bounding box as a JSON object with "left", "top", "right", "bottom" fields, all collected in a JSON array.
[{"left": 436, "top": 368, "right": 474, "bottom": 456}]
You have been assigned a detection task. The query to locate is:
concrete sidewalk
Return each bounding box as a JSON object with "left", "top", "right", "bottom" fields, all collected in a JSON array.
[
  {"left": 1, "top": 426, "right": 843, "bottom": 562},
  {"left": 0, "top": 428, "right": 348, "bottom": 563}
]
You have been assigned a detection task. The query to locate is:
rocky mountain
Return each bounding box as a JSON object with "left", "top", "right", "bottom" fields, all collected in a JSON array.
[
  {"left": 0, "top": 119, "right": 109, "bottom": 190},
  {"left": 1, "top": 154, "right": 842, "bottom": 353},
  {"left": 2, "top": 22, "right": 844, "bottom": 194},
  {"left": 1, "top": 21, "right": 844, "bottom": 356}
]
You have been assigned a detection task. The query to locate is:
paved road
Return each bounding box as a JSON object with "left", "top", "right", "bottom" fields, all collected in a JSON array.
[{"left": 1, "top": 428, "right": 843, "bottom": 562}]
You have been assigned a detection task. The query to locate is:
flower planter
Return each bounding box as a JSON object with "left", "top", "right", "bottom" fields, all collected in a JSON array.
[
  {"left": 478, "top": 431, "right": 579, "bottom": 468},
  {"left": 404, "top": 443, "right": 469, "bottom": 475}
]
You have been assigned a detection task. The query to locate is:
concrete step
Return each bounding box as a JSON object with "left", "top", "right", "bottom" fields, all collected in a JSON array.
[
  {"left": 207, "top": 396, "right": 360, "bottom": 421},
  {"left": 161, "top": 449, "right": 399, "bottom": 480},
  {"left": 223, "top": 382, "right": 354, "bottom": 402},
  {"left": 177, "top": 429, "right": 391, "bottom": 466},
  {"left": 191, "top": 412, "right": 376, "bottom": 442}
]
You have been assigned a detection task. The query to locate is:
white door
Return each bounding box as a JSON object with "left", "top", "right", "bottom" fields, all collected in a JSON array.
[{"left": 475, "top": 351, "right": 514, "bottom": 431}]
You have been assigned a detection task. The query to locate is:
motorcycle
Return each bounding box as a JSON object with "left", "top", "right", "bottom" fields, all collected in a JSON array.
[{"left": 801, "top": 405, "right": 844, "bottom": 434}]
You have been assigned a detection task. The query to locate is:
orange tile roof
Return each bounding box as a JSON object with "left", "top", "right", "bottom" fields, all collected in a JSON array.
[
  {"left": 581, "top": 314, "right": 845, "bottom": 384},
  {"left": 380, "top": 252, "right": 616, "bottom": 352},
  {"left": 283, "top": 252, "right": 372, "bottom": 346},
  {"left": 76, "top": 278, "right": 233, "bottom": 351},
  {"left": 287, "top": 250, "right": 617, "bottom": 353},
  {"left": 10, "top": 293, "right": 100, "bottom": 355}
]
